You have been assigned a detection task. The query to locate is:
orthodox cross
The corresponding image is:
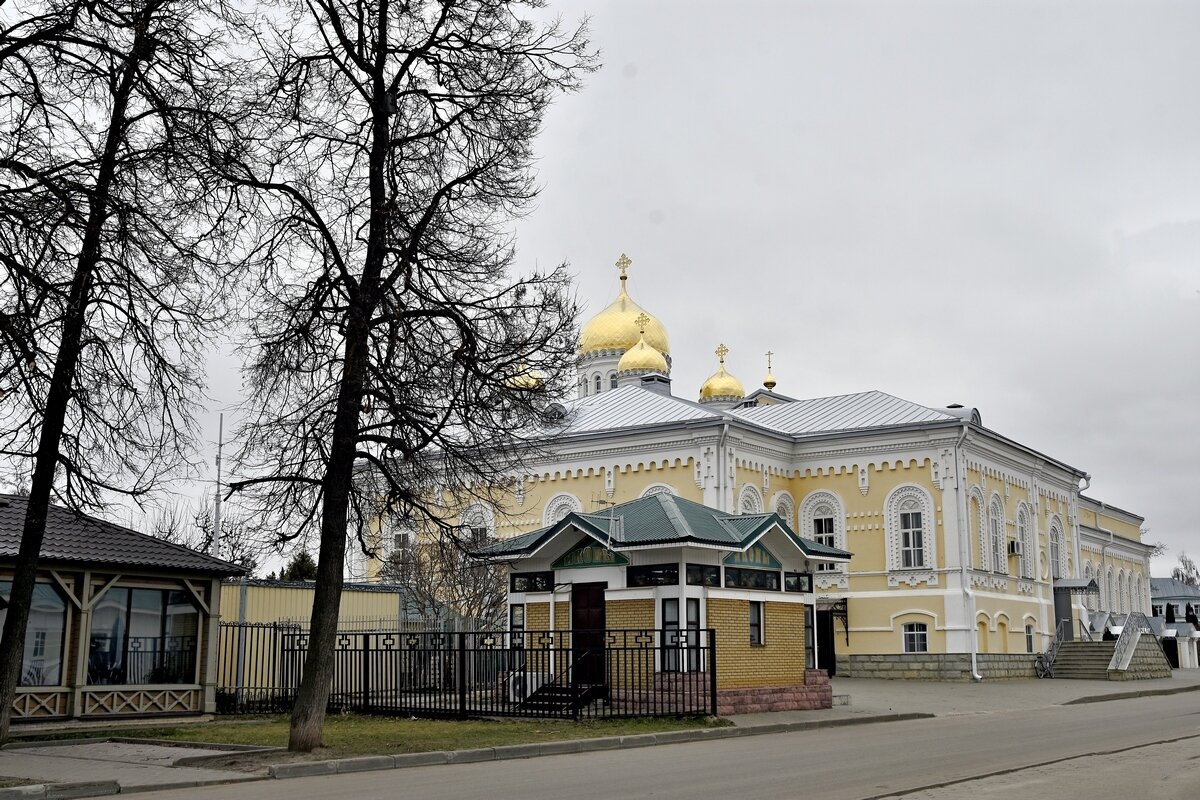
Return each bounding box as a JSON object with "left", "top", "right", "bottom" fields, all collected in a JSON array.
[
  {"left": 766, "top": 350, "right": 774, "bottom": 371},
  {"left": 635, "top": 312, "right": 650, "bottom": 335},
  {"left": 716, "top": 343, "right": 729, "bottom": 364},
  {"left": 616, "top": 253, "right": 632, "bottom": 280}
]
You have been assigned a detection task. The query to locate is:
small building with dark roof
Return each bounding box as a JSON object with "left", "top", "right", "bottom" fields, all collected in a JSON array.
[
  {"left": 0, "top": 494, "right": 244, "bottom": 723},
  {"left": 472, "top": 493, "right": 852, "bottom": 713},
  {"left": 1150, "top": 577, "right": 1200, "bottom": 669}
]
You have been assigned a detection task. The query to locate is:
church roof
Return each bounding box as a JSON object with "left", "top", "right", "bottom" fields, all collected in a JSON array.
[
  {"left": 472, "top": 493, "right": 852, "bottom": 561},
  {"left": 730, "top": 390, "right": 958, "bottom": 435},
  {"left": 560, "top": 385, "right": 718, "bottom": 433},
  {"left": 1151, "top": 577, "right": 1200, "bottom": 601}
]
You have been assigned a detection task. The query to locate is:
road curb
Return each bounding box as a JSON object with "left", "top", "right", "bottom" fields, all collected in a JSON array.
[
  {"left": 1063, "top": 682, "right": 1200, "bottom": 705},
  {"left": 0, "top": 781, "right": 120, "bottom": 800},
  {"left": 263, "top": 712, "right": 933, "bottom": 780}
]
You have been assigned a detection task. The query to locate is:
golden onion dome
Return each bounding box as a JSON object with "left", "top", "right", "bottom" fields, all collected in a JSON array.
[
  {"left": 617, "top": 333, "right": 669, "bottom": 375},
  {"left": 699, "top": 343, "right": 745, "bottom": 402},
  {"left": 505, "top": 365, "right": 545, "bottom": 392},
  {"left": 763, "top": 350, "right": 777, "bottom": 391},
  {"left": 578, "top": 254, "right": 670, "bottom": 357}
]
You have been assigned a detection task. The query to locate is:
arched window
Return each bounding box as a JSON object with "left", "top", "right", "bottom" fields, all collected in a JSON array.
[
  {"left": 800, "top": 491, "right": 844, "bottom": 573},
  {"left": 460, "top": 503, "right": 495, "bottom": 546},
  {"left": 1016, "top": 505, "right": 1031, "bottom": 579},
  {"left": 593, "top": 374, "right": 601, "bottom": 394},
  {"left": 988, "top": 497, "right": 1006, "bottom": 575},
  {"left": 739, "top": 484, "right": 763, "bottom": 514},
  {"left": 640, "top": 484, "right": 675, "bottom": 498},
  {"left": 1134, "top": 575, "right": 1143, "bottom": 614},
  {"left": 1106, "top": 567, "right": 1115, "bottom": 611},
  {"left": 1083, "top": 564, "right": 1095, "bottom": 611},
  {"left": 609, "top": 373, "right": 618, "bottom": 390},
  {"left": 1049, "top": 522, "right": 1063, "bottom": 580},
  {"left": 886, "top": 485, "right": 936, "bottom": 572}
]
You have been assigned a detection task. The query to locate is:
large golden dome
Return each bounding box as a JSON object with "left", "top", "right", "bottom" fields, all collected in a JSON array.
[
  {"left": 699, "top": 344, "right": 745, "bottom": 402},
  {"left": 578, "top": 254, "right": 670, "bottom": 357}
]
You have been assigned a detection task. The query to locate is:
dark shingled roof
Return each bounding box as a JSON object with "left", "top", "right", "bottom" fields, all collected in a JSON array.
[
  {"left": 474, "top": 493, "right": 852, "bottom": 561},
  {"left": 0, "top": 494, "right": 245, "bottom": 576}
]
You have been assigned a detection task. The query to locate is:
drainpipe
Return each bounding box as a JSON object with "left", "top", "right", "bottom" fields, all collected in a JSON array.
[{"left": 954, "top": 423, "right": 982, "bottom": 681}]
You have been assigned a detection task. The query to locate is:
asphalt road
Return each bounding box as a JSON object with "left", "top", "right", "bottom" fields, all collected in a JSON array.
[{"left": 140, "top": 694, "right": 1200, "bottom": 800}]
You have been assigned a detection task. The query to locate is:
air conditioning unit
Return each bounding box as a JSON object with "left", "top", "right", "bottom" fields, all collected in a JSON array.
[
  {"left": 1008, "top": 540, "right": 1023, "bottom": 556},
  {"left": 507, "top": 671, "right": 550, "bottom": 702}
]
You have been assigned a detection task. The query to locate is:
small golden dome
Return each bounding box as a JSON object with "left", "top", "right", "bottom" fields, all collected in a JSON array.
[
  {"left": 699, "top": 344, "right": 745, "bottom": 402},
  {"left": 763, "top": 350, "right": 777, "bottom": 391},
  {"left": 617, "top": 334, "right": 668, "bottom": 375},
  {"left": 505, "top": 366, "right": 545, "bottom": 392},
  {"left": 578, "top": 254, "right": 670, "bottom": 357}
]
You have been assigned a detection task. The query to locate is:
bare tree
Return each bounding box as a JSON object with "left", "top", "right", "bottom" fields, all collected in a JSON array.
[
  {"left": 147, "top": 499, "right": 261, "bottom": 575},
  {"left": 0, "top": 0, "right": 246, "bottom": 739},
  {"left": 1173, "top": 552, "right": 1199, "bottom": 587},
  {"left": 378, "top": 529, "right": 506, "bottom": 626},
  {"left": 227, "top": 0, "right": 594, "bottom": 751}
]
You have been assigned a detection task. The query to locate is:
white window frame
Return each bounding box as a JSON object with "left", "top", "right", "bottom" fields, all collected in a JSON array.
[
  {"left": 902, "top": 622, "right": 928, "bottom": 653},
  {"left": 1016, "top": 504, "right": 1032, "bottom": 579},
  {"left": 799, "top": 491, "right": 846, "bottom": 572},
  {"left": 988, "top": 496, "right": 1006, "bottom": 575},
  {"left": 1048, "top": 519, "right": 1064, "bottom": 580},
  {"left": 749, "top": 601, "right": 764, "bottom": 645},
  {"left": 739, "top": 484, "right": 763, "bottom": 515},
  {"left": 543, "top": 493, "right": 583, "bottom": 526},
  {"left": 886, "top": 485, "right": 936, "bottom": 573}
]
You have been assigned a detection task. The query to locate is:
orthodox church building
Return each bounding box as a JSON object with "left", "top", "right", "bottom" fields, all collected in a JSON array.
[{"left": 365, "top": 255, "right": 1155, "bottom": 679}]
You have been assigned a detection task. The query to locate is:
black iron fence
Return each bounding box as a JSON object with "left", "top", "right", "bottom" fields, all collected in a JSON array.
[{"left": 216, "top": 624, "right": 716, "bottom": 719}]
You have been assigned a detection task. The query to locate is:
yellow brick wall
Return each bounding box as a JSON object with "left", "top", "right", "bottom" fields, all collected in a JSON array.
[
  {"left": 607, "top": 599, "right": 654, "bottom": 630},
  {"left": 605, "top": 599, "right": 656, "bottom": 689},
  {"left": 525, "top": 602, "right": 549, "bottom": 631},
  {"left": 708, "top": 598, "right": 806, "bottom": 689}
]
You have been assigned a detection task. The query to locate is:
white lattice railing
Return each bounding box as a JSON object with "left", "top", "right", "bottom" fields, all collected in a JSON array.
[{"left": 1108, "top": 612, "right": 1155, "bottom": 672}]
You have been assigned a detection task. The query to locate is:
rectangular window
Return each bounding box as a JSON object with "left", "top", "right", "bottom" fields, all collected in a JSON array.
[
  {"left": 784, "top": 572, "right": 812, "bottom": 593},
  {"left": 804, "top": 605, "right": 815, "bottom": 669},
  {"left": 510, "top": 571, "right": 554, "bottom": 593},
  {"left": 1025, "top": 624, "right": 1034, "bottom": 654},
  {"left": 902, "top": 622, "right": 928, "bottom": 653},
  {"left": 900, "top": 511, "right": 924, "bottom": 568},
  {"left": 724, "top": 567, "right": 781, "bottom": 591},
  {"left": 685, "top": 564, "right": 721, "bottom": 587},
  {"left": 749, "top": 601, "right": 764, "bottom": 645},
  {"left": 0, "top": 582, "right": 68, "bottom": 687},
  {"left": 813, "top": 517, "right": 837, "bottom": 571},
  {"left": 662, "top": 598, "right": 680, "bottom": 672},
  {"left": 627, "top": 563, "right": 680, "bottom": 587},
  {"left": 87, "top": 587, "right": 199, "bottom": 685}
]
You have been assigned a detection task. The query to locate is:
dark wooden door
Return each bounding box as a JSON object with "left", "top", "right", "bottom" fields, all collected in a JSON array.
[
  {"left": 816, "top": 610, "right": 837, "bottom": 676},
  {"left": 571, "top": 583, "right": 606, "bottom": 685}
]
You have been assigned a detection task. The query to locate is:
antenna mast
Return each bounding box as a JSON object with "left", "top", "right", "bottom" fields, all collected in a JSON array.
[{"left": 212, "top": 413, "right": 223, "bottom": 557}]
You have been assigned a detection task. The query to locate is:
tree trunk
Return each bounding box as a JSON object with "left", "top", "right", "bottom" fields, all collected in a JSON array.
[{"left": 0, "top": 21, "right": 150, "bottom": 742}]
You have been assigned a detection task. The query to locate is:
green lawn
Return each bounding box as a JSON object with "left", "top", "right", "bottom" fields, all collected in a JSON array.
[{"left": 20, "top": 714, "right": 727, "bottom": 760}]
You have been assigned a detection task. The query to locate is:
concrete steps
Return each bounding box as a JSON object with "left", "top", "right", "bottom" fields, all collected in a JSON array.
[{"left": 1051, "top": 641, "right": 1116, "bottom": 680}]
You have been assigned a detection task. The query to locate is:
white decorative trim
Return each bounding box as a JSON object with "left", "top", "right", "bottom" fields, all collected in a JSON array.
[
  {"left": 815, "top": 573, "right": 849, "bottom": 590},
  {"left": 738, "top": 483, "right": 763, "bottom": 514},
  {"left": 888, "top": 571, "right": 938, "bottom": 587},
  {"left": 1018, "top": 580, "right": 1036, "bottom": 594},
  {"left": 798, "top": 490, "right": 846, "bottom": 573},
  {"left": 969, "top": 486, "right": 986, "bottom": 570},
  {"left": 988, "top": 492, "right": 1006, "bottom": 575},
  {"left": 885, "top": 484, "right": 937, "bottom": 573},
  {"left": 640, "top": 483, "right": 675, "bottom": 498},
  {"left": 604, "top": 466, "right": 615, "bottom": 497},
  {"left": 460, "top": 502, "right": 496, "bottom": 536},
  {"left": 515, "top": 477, "right": 525, "bottom": 507},
  {"left": 543, "top": 493, "right": 583, "bottom": 526},
  {"left": 771, "top": 490, "right": 796, "bottom": 527},
  {"left": 858, "top": 466, "right": 869, "bottom": 496}
]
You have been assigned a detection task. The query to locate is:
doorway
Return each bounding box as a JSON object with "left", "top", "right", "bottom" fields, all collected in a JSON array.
[
  {"left": 571, "top": 583, "right": 606, "bottom": 685},
  {"left": 816, "top": 609, "right": 836, "bottom": 675}
]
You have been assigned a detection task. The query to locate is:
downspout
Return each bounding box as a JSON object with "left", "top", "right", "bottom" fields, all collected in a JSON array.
[{"left": 954, "top": 423, "right": 982, "bottom": 681}]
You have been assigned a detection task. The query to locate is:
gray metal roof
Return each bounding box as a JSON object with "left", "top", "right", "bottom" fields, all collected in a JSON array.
[
  {"left": 0, "top": 494, "right": 245, "bottom": 576},
  {"left": 558, "top": 385, "right": 717, "bottom": 434},
  {"left": 1151, "top": 577, "right": 1200, "bottom": 600},
  {"left": 731, "top": 390, "right": 957, "bottom": 435}
]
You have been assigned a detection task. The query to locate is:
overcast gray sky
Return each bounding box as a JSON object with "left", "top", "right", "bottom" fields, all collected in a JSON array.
[{"left": 193, "top": 0, "right": 1198, "bottom": 574}]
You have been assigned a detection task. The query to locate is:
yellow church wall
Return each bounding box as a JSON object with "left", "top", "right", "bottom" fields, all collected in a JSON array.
[
  {"left": 843, "top": 596, "right": 948, "bottom": 655},
  {"left": 1077, "top": 505, "right": 1142, "bottom": 543}
]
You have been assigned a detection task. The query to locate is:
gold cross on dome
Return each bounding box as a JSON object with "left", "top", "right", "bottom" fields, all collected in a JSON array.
[
  {"left": 615, "top": 253, "right": 632, "bottom": 279},
  {"left": 716, "top": 343, "right": 729, "bottom": 364},
  {"left": 635, "top": 312, "right": 650, "bottom": 334},
  {"left": 766, "top": 350, "right": 774, "bottom": 370}
]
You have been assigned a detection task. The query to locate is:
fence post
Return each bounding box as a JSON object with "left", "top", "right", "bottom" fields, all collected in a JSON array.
[
  {"left": 708, "top": 628, "right": 717, "bottom": 718},
  {"left": 362, "top": 633, "right": 372, "bottom": 712},
  {"left": 457, "top": 632, "right": 467, "bottom": 720}
]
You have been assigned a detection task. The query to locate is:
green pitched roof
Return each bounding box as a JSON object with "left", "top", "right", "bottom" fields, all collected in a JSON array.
[{"left": 472, "top": 493, "right": 852, "bottom": 562}]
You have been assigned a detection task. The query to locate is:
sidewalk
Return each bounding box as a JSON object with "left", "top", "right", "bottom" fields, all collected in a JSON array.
[{"left": 4, "top": 670, "right": 1200, "bottom": 798}]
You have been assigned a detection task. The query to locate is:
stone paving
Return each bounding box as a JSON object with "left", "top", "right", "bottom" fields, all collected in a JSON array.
[{"left": 0, "top": 741, "right": 261, "bottom": 791}]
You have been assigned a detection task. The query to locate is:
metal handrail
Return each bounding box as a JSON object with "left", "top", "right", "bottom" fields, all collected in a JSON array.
[
  {"left": 1108, "top": 611, "right": 1157, "bottom": 671},
  {"left": 1043, "top": 619, "right": 1069, "bottom": 673}
]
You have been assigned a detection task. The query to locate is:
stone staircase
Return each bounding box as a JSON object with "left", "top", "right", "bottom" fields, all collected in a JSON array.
[
  {"left": 1051, "top": 641, "right": 1117, "bottom": 679},
  {"left": 1051, "top": 637, "right": 1173, "bottom": 680}
]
